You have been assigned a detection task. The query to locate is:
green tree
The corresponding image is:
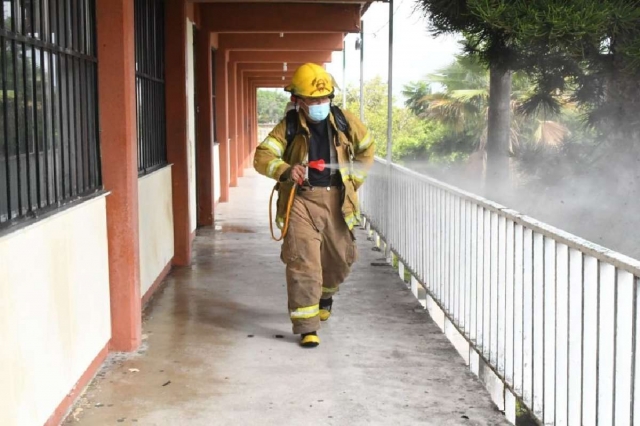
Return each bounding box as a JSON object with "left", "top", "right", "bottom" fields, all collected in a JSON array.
[
  {"left": 407, "top": 56, "right": 569, "bottom": 160},
  {"left": 468, "top": 1, "right": 640, "bottom": 155},
  {"left": 436, "top": 0, "right": 640, "bottom": 219},
  {"left": 417, "top": 56, "right": 489, "bottom": 136},
  {"left": 402, "top": 81, "right": 430, "bottom": 116},
  {"left": 416, "top": 0, "right": 518, "bottom": 189},
  {"left": 257, "top": 89, "right": 289, "bottom": 124},
  {"left": 342, "top": 76, "right": 448, "bottom": 163}
]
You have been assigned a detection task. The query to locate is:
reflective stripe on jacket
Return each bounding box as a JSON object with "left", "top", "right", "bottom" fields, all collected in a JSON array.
[{"left": 254, "top": 109, "right": 375, "bottom": 230}]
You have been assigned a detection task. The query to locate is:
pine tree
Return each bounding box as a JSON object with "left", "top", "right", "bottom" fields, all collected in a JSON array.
[
  {"left": 416, "top": 0, "right": 519, "bottom": 190},
  {"left": 469, "top": 0, "right": 640, "bottom": 159}
]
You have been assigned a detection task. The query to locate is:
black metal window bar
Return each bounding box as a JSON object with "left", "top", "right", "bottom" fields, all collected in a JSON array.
[
  {"left": 135, "top": 0, "right": 166, "bottom": 175},
  {"left": 0, "top": 0, "right": 101, "bottom": 229}
]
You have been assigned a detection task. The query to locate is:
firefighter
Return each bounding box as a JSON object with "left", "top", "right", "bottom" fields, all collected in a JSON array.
[{"left": 254, "top": 63, "right": 375, "bottom": 348}]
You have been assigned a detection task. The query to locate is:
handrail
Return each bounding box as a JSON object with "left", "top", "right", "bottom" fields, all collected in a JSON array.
[{"left": 372, "top": 157, "right": 640, "bottom": 277}]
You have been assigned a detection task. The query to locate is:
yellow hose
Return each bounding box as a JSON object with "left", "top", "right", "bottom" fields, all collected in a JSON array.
[{"left": 269, "top": 183, "right": 297, "bottom": 241}]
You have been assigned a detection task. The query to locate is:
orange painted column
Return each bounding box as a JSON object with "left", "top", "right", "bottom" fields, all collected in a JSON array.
[
  {"left": 238, "top": 71, "right": 245, "bottom": 170},
  {"left": 249, "top": 87, "right": 258, "bottom": 155},
  {"left": 245, "top": 76, "right": 253, "bottom": 169},
  {"left": 96, "top": 0, "right": 141, "bottom": 352},
  {"left": 243, "top": 75, "right": 250, "bottom": 169},
  {"left": 165, "top": 0, "right": 192, "bottom": 265},
  {"left": 215, "top": 49, "right": 230, "bottom": 201},
  {"left": 249, "top": 79, "right": 257, "bottom": 163},
  {"left": 196, "top": 26, "right": 214, "bottom": 226},
  {"left": 253, "top": 87, "right": 258, "bottom": 154},
  {"left": 232, "top": 62, "right": 243, "bottom": 178},
  {"left": 248, "top": 83, "right": 254, "bottom": 158},
  {"left": 242, "top": 75, "right": 250, "bottom": 169},
  {"left": 250, "top": 83, "right": 256, "bottom": 164},
  {"left": 228, "top": 60, "right": 238, "bottom": 186}
]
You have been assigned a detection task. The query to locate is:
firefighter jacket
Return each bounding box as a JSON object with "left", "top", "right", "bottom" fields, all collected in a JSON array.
[{"left": 254, "top": 109, "right": 375, "bottom": 230}]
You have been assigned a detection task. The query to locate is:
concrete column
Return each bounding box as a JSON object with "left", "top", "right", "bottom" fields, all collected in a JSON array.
[
  {"left": 239, "top": 72, "right": 246, "bottom": 170},
  {"left": 232, "top": 62, "right": 243, "bottom": 178},
  {"left": 244, "top": 75, "right": 252, "bottom": 169},
  {"left": 96, "top": 0, "right": 141, "bottom": 352},
  {"left": 252, "top": 87, "right": 257, "bottom": 155},
  {"left": 165, "top": 0, "right": 192, "bottom": 265},
  {"left": 248, "top": 82, "right": 253, "bottom": 157},
  {"left": 255, "top": 87, "right": 258, "bottom": 151},
  {"left": 228, "top": 60, "right": 238, "bottom": 186},
  {"left": 196, "top": 26, "right": 214, "bottom": 226},
  {"left": 215, "top": 49, "right": 230, "bottom": 201},
  {"left": 248, "top": 78, "right": 256, "bottom": 163},
  {"left": 248, "top": 84, "right": 253, "bottom": 155}
]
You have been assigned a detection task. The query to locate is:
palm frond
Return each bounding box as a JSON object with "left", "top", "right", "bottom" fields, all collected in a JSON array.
[
  {"left": 517, "top": 91, "right": 562, "bottom": 117},
  {"left": 425, "top": 95, "right": 482, "bottom": 133},
  {"left": 533, "top": 120, "right": 569, "bottom": 148},
  {"left": 449, "top": 89, "right": 489, "bottom": 102}
]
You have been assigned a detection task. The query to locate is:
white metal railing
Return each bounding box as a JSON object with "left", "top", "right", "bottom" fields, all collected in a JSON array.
[
  {"left": 360, "top": 158, "right": 640, "bottom": 426},
  {"left": 258, "top": 125, "right": 273, "bottom": 142}
]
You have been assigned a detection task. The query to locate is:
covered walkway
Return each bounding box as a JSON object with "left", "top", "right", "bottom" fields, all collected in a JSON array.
[{"left": 65, "top": 171, "right": 507, "bottom": 425}]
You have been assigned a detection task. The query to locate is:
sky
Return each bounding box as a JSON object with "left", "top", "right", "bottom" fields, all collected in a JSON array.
[{"left": 325, "top": 0, "right": 463, "bottom": 103}]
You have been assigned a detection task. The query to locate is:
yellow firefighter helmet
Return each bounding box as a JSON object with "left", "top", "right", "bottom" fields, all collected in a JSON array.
[{"left": 284, "top": 63, "right": 336, "bottom": 98}]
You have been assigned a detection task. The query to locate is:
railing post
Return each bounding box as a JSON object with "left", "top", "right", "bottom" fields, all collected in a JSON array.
[
  {"left": 359, "top": 19, "right": 364, "bottom": 122},
  {"left": 384, "top": 0, "right": 394, "bottom": 253}
]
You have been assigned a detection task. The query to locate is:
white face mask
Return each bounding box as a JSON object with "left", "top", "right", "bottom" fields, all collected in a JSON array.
[
  {"left": 299, "top": 99, "right": 331, "bottom": 122},
  {"left": 307, "top": 102, "right": 331, "bottom": 121}
]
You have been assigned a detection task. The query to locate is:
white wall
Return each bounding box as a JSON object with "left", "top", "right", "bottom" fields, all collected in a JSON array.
[
  {"left": 0, "top": 196, "right": 111, "bottom": 426},
  {"left": 186, "top": 19, "right": 197, "bottom": 234},
  {"left": 214, "top": 143, "right": 221, "bottom": 204},
  {"left": 139, "top": 166, "right": 175, "bottom": 297}
]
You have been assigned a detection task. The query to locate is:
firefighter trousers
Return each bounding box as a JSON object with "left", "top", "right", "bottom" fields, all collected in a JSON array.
[{"left": 280, "top": 186, "right": 358, "bottom": 334}]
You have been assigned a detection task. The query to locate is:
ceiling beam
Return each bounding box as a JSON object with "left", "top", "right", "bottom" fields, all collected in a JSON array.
[
  {"left": 202, "top": 3, "right": 361, "bottom": 33},
  {"left": 219, "top": 33, "right": 344, "bottom": 51},
  {"left": 243, "top": 70, "right": 295, "bottom": 76},
  {"left": 249, "top": 77, "right": 289, "bottom": 87},
  {"left": 251, "top": 84, "right": 287, "bottom": 89},
  {"left": 194, "top": 0, "right": 365, "bottom": 3},
  {"left": 236, "top": 63, "right": 305, "bottom": 72},
  {"left": 230, "top": 51, "right": 333, "bottom": 63},
  {"left": 243, "top": 72, "right": 293, "bottom": 83}
]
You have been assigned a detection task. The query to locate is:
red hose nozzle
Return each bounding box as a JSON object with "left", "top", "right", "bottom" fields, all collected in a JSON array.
[{"left": 308, "top": 159, "right": 325, "bottom": 172}]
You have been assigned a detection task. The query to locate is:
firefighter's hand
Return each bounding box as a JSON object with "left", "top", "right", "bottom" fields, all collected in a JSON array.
[{"left": 289, "top": 164, "right": 306, "bottom": 184}]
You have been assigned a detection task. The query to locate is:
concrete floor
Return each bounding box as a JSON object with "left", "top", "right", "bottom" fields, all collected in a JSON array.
[{"left": 66, "top": 171, "right": 509, "bottom": 426}]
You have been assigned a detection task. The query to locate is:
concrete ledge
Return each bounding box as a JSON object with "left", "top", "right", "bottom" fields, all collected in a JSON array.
[
  {"left": 505, "top": 388, "right": 517, "bottom": 424},
  {"left": 426, "top": 294, "right": 446, "bottom": 331},
  {"left": 410, "top": 276, "right": 419, "bottom": 299},
  {"left": 478, "top": 355, "right": 506, "bottom": 412},
  {"left": 444, "top": 319, "right": 471, "bottom": 366}
]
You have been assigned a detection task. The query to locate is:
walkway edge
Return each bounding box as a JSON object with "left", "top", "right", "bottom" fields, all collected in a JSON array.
[{"left": 364, "top": 220, "right": 517, "bottom": 425}]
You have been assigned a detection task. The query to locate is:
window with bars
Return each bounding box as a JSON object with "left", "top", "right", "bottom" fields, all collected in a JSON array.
[
  {"left": 0, "top": 0, "right": 101, "bottom": 229},
  {"left": 135, "top": 0, "right": 166, "bottom": 175}
]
